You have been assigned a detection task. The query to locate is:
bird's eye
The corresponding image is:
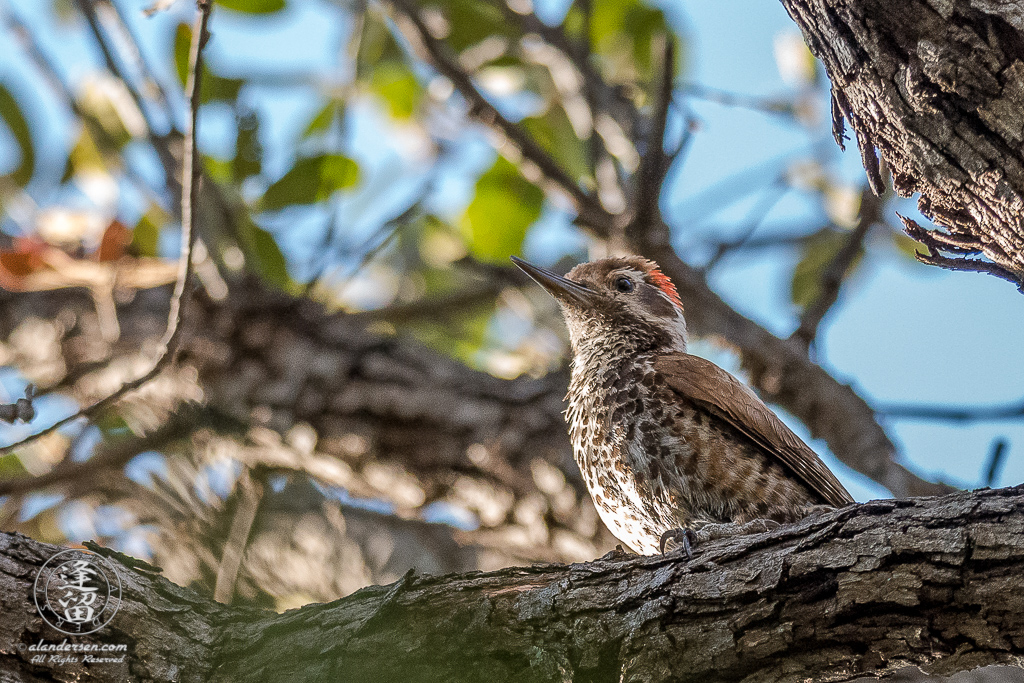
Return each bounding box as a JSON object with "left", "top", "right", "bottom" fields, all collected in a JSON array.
[{"left": 614, "top": 276, "right": 635, "bottom": 293}]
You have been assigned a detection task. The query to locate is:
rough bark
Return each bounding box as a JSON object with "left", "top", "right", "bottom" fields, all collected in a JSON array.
[
  {"left": 780, "top": 0, "right": 1024, "bottom": 282},
  {"left": 1, "top": 486, "right": 1023, "bottom": 682}
]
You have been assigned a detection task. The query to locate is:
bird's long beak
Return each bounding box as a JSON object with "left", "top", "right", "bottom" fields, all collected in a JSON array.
[{"left": 511, "top": 256, "right": 598, "bottom": 307}]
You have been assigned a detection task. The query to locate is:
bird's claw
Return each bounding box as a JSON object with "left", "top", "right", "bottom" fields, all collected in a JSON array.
[
  {"left": 659, "top": 528, "right": 696, "bottom": 558},
  {"left": 660, "top": 519, "right": 782, "bottom": 558}
]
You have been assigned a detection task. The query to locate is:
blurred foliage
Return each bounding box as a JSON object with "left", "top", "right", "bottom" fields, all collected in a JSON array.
[
  {"left": 0, "top": 83, "right": 34, "bottom": 186},
  {"left": 790, "top": 227, "right": 863, "bottom": 309},
  {"left": 0, "top": 0, "right": 931, "bottom": 589},
  {"left": 462, "top": 157, "right": 542, "bottom": 264},
  {"left": 215, "top": 0, "right": 287, "bottom": 13},
  {"left": 262, "top": 154, "right": 360, "bottom": 211}
]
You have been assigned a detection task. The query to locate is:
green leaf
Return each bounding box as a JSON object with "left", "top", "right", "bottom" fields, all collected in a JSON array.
[
  {"left": 890, "top": 229, "right": 924, "bottom": 262},
  {"left": 461, "top": 157, "right": 543, "bottom": 263},
  {"left": 215, "top": 0, "right": 285, "bottom": 13},
  {"left": 233, "top": 109, "right": 262, "bottom": 183},
  {"left": 302, "top": 100, "right": 341, "bottom": 139},
  {"left": 587, "top": 0, "right": 669, "bottom": 86},
  {"left": 174, "top": 23, "right": 244, "bottom": 103},
  {"left": 61, "top": 128, "right": 107, "bottom": 183},
  {"left": 132, "top": 207, "right": 163, "bottom": 257},
  {"left": 371, "top": 63, "right": 420, "bottom": 119},
  {"left": 0, "top": 83, "right": 35, "bottom": 186},
  {"left": 356, "top": 14, "right": 405, "bottom": 76},
  {"left": 174, "top": 23, "right": 190, "bottom": 88},
  {"left": 790, "top": 228, "right": 863, "bottom": 309},
  {"left": 261, "top": 154, "right": 360, "bottom": 211},
  {"left": 0, "top": 453, "right": 28, "bottom": 480},
  {"left": 204, "top": 154, "right": 232, "bottom": 183},
  {"left": 236, "top": 216, "right": 291, "bottom": 288},
  {"left": 204, "top": 73, "right": 244, "bottom": 104},
  {"left": 95, "top": 412, "right": 132, "bottom": 436},
  {"left": 435, "top": 0, "right": 512, "bottom": 53},
  {"left": 521, "top": 106, "right": 589, "bottom": 182}
]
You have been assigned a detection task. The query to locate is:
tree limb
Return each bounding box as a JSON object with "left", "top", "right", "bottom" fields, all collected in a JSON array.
[
  {"left": 627, "top": 35, "right": 674, "bottom": 241},
  {"left": 779, "top": 0, "right": 1024, "bottom": 282},
  {"left": 2, "top": 486, "right": 1023, "bottom": 681}
]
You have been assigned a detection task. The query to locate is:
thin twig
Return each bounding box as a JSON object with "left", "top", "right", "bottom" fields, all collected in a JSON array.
[
  {"left": 899, "top": 214, "right": 1024, "bottom": 290},
  {"left": 666, "top": 106, "right": 699, "bottom": 168},
  {"left": 385, "top": 0, "right": 614, "bottom": 231},
  {"left": 702, "top": 181, "right": 788, "bottom": 272},
  {"left": 0, "top": 0, "right": 213, "bottom": 454},
  {"left": 875, "top": 399, "right": 1024, "bottom": 423},
  {"left": 72, "top": 0, "right": 162, "bottom": 137},
  {"left": 214, "top": 466, "right": 265, "bottom": 604},
  {"left": 682, "top": 83, "right": 799, "bottom": 119},
  {"left": 0, "top": 408, "right": 206, "bottom": 496},
  {"left": 107, "top": 0, "right": 174, "bottom": 116},
  {"left": 984, "top": 439, "right": 1008, "bottom": 487},
  {"left": 790, "top": 187, "right": 879, "bottom": 350}
]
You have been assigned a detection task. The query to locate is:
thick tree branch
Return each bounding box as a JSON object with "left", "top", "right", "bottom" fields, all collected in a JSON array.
[{"left": 2, "top": 487, "right": 1023, "bottom": 681}]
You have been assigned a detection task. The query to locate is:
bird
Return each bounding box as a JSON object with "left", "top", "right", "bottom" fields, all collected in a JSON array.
[{"left": 511, "top": 254, "right": 853, "bottom": 556}]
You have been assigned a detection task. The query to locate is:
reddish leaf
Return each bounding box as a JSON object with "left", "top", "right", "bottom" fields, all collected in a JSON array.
[
  {"left": 0, "top": 238, "right": 48, "bottom": 290},
  {"left": 98, "top": 221, "right": 132, "bottom": 261}
]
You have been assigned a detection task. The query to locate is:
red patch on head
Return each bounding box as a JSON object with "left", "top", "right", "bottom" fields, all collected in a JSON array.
[{"left": 647, "top": 268, "right": 682, "bottom": 310}]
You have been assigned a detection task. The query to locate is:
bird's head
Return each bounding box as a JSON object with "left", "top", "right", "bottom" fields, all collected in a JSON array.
[{"left": 512, "top": 255, "right": 688, "bottom": 355}]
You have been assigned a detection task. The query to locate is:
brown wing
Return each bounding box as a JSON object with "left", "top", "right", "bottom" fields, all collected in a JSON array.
[{"left": 654, "top": 353, "right": 854, "bottom": 507}]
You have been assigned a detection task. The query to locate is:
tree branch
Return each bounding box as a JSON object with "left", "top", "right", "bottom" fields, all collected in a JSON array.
[
  {"left": 628, "top": 35, "right": 674, "bottom": 239},
  {"left": 790, "top": 187, "right": 880, "bottom": 350},
  {"left": 385, "top": 0, "right": 615, "bottom": 231},
  {"left": 901, "top": 216, "right": 1024, "bottom": 291},
  {"left": 876, "top": 398, "right": 1024, "bottom": 423},
  {"left": 3, "top": 486, "right": 1023, "bottom": 681}
]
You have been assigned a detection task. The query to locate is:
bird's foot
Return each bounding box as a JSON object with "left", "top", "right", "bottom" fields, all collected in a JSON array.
[
  {"left": 660, "top": 519, "right": 781, "bottom": 559},
  {"left": 659, "top": 528, "right": 697, "bottom": 558}
]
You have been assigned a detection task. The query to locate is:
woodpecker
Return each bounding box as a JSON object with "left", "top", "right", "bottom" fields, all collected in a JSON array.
[{"left": 512, "top": 255, "right": 853, "bottom": 556}]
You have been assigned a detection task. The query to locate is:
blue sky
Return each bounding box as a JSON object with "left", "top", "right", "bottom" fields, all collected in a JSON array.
[{"left": 1, "top": 0, "right": 1023, "bottom": 512}]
